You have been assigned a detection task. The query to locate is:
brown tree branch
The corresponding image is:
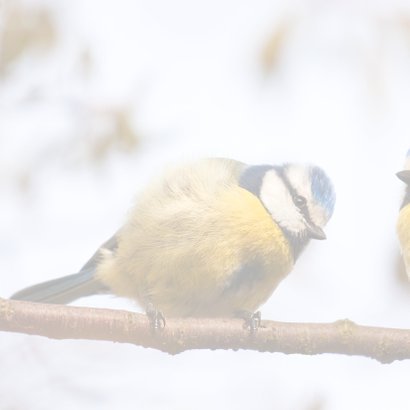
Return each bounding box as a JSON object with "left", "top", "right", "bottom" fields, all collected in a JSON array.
[{"left": 1, "top": 298, "right": 410, "bottom": 363}]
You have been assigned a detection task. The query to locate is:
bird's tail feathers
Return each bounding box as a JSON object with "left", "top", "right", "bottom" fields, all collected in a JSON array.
[{"left": 10, "top": 268, "right": 109, "bottom": 304}]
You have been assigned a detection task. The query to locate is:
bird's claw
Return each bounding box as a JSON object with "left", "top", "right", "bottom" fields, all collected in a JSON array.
[
  {"left": 237, "top": 310, "right": 261, "bottom": 334},
  {"left": 246, "top": 311, "right": 261, "bottom": 334},
  {"left": 146, "top": 305, "right": 166, "bottom": 331}
]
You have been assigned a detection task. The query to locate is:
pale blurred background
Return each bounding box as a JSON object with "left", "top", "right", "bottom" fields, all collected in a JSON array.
[{"left": 2, "top": 0, "right": 410, "bottom": 409}]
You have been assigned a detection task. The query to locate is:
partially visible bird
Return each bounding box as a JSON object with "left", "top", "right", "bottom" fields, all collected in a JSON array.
[
  {"left": 397, "top": 150, "right": 410, "bottom": 279},
  {"left": 11, "top": 158, "right": 336, "bottom": 325}
]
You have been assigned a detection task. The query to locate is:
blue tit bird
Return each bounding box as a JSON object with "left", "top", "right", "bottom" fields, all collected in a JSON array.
[
  {"left": 11, "top": 158, "right": 335, "bottom": 323},
  {"left": 397, "top": 150, "right": 410, "bottom": 279}
]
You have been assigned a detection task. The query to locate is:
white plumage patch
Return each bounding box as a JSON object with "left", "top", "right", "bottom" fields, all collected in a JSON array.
[
  {"left": 259, "top": 169, "right": 306, "bottom": 234},
  {"left": 259, "top": 165, "right": 331, "bottom": 235},
  {"left": 284, "top": 164, "right": 330, "bottom": 228}
]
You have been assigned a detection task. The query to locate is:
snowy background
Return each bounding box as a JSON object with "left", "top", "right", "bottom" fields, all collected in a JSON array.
[{"left": 1, "top": 0, "right": 410, "bottom": 409}]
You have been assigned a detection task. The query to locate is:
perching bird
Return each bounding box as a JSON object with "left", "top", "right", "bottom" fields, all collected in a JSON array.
[
  {"left": 397, "top": 150, "right": 410, "bottom": 279},
  {"left": 11, "top": 158, "right": 335, "bottom": 325}
]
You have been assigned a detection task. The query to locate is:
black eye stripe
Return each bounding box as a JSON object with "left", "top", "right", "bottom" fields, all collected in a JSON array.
[
  {"left": 273, "top": 166, "right": 310, "bottom": 219},
  {"left": 273, "top": 166, "right": 298, "bottom": 198},
  {"left": 240, "top": 164, "right": 314, "bottom": 225}
]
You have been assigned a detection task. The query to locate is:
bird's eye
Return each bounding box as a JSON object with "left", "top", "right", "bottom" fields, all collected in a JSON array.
[{"left": 294, "top": 195, "right": 307, "bottom": 208}]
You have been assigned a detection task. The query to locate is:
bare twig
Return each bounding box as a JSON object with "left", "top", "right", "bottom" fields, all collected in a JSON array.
[{"left": 1, "top": 298, "right": 410, "bottom": 363}]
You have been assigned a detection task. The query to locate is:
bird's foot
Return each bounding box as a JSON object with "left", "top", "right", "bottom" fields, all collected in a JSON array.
[
  {"left": 237, "top": 310, "right": 262, "bottom": 334},
  {"left": 146, "top": 304, "right": 166, "bottom": 331}
]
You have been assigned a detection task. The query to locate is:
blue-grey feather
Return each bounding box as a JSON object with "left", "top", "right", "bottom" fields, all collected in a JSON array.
[
  {"left": 10, "top": 268, "right": 109, "bottom": 304},
  {"left": 310, "top": 166, "right": 336, "bottom": 217},
  {"left": 11, "top": 234, "right": 118, "bottom": 304},
  {"left": 401, "top": 187, "right": 410, "bottom": 209}
]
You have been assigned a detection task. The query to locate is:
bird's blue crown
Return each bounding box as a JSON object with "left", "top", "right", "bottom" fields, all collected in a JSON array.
[{"left": 310, "top": 166, "right": 336, "bottom": 218}]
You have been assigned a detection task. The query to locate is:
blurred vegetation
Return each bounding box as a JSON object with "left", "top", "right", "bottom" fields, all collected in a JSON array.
[
  {"left": 0, "top": 1, "right": 141, "bottom": 195},
  {"left": 260, "top": 17, "right": 293, "bottom": 76},
  {"left": 0, "top": 2, "right": 56, "bottom": 77},
  {"left": 87, "top": 107, "right": 139, "bottom": 164},
  {"left": 14, "top": 104, "right": 140, "bottom": 195}
]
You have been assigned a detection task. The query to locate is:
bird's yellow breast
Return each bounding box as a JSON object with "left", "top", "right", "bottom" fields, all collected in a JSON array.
[
  {"left": 97, "top": 184, "right": 293, "bottom": 317},
  {"left": 398, "top": 204, "right": 410, "bottom": 276}
]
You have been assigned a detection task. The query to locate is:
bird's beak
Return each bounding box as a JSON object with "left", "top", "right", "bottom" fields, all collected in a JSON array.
[
  {"left": 396, "top": 170, "right": 410, "bottom": 184},
  {"left": 305, "top": 221, "right": 327, "bottom": 240}
]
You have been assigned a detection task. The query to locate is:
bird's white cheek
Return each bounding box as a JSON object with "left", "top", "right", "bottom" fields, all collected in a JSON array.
[
  {"left": 275, "top": 213, "right": 306, "bottom": 234},
  {"left": 259, "top": 170, "right": 306, "bottom": 234},
  {"left": 261, "top": 194, "right": 305, "bottom": 233}
]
